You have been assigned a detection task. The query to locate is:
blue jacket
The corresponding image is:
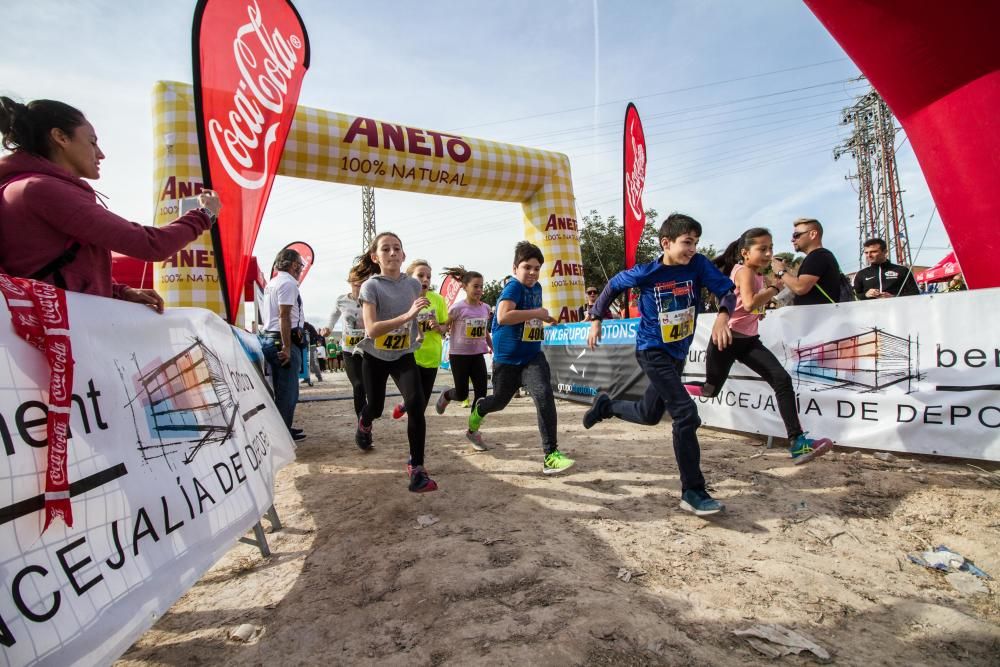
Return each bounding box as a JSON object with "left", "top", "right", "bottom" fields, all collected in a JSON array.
[{"left": 591, "top": 254, "right": 736, "bottom": 359}]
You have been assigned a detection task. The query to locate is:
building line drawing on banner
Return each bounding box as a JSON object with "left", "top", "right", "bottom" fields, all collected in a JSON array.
[
  {"left": 118, "top": 339, "right": 251, "bottom": 470},
  {"left": 790, "top": 327, "right": 921, "bottom": 393}
]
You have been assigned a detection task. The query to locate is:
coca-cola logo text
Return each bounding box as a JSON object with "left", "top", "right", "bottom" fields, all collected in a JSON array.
[
  {"left": 207, "top": 0, "right": 304, "bottom": 189},
  {"left": 35, "top": 290, "right": 66, "bottom": 327},
  {"left": 49, "top": 340, "right": 71, "bottom": 403},
  {"left": 0, "top": 274, "right": 27, "bottom": 297},
  {"left": 49, "top": 421, "right": 69, "bottom": 485},
  {"left": 625, "top": 117, "right": 646, "bottom": 221}
]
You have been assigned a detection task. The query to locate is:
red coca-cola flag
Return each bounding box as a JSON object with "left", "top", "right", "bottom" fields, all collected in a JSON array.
[
  {"left": 193, "top": 0, "right": 311, "bottom": 322},
  {"left": 438, "top": 275, "right": 464, "bottom": 309},
  {"left": 623, "top": 103, "right": 647, "bottom": 272},
  {"left": 271, "top": 241, "right": 315, "bottom": 284}
]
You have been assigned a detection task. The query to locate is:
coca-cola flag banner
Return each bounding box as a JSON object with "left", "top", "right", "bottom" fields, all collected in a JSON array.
[
  {"left": 438, "top": 275, "right": 464, "bottom": 309},
  {"left": 805, "top": 0, "right": 1000, "bottom": 290},
  {"left": 623, "top": 103, "right": 646, "bottom": 271},
  {"left": 272, "top": 240, "right": 315, "bottom": 284},
  {"left": 193, "top": 0, "right": 311, "bottom": 322}
]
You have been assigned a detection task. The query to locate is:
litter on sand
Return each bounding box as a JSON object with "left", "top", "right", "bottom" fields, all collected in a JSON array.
[
  {"left": 907, "top": 545, "right": 991, "bottom": 579},
  {"left": 733, "top": 624, "right": 830, "bottom": 661},
  {"left": 415, "top": 515, "right": 439, "bottom": 529}
]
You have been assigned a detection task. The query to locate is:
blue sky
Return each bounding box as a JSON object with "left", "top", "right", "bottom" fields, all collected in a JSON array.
[{"left": 1, "top": 1, "right": 950, "bottom": 323}]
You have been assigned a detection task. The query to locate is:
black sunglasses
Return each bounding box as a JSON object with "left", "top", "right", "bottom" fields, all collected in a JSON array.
[
  {"left": 791, "top": 230, "right": 809, "bottom": 239},
  {"left": 586, "top": 290, "right": 597, "bottom": 295}
]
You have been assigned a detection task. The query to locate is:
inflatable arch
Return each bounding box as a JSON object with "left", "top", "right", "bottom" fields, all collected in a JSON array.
[{"left": 150, "top": 81, "right": 587, "bottom": 322}]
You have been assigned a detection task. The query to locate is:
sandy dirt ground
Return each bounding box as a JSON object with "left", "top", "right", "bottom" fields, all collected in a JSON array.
[{"left": 119, "top": 371, "right": 1000, "bottom": 666}]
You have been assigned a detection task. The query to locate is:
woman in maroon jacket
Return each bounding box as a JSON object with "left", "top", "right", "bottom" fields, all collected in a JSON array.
[{"left": 0, "top": 97, "right": 221, "bottom": 312}]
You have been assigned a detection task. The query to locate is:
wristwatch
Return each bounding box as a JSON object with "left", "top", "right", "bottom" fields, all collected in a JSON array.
[{"left": 776, "top": 270, "right": 786, "bottom": 278}]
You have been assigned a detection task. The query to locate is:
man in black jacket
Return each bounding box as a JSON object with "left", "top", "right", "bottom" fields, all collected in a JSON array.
[{"left": 853, "top": 238, "right": 919, "bottom": 300}]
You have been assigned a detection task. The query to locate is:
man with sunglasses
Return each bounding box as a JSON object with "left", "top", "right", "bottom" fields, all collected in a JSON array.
[
  {"left": 770, "top": 218, "right": 843, "bottom": 306},
  {"left": 583, "top": 285, "right": 615, "bottom": 321}
]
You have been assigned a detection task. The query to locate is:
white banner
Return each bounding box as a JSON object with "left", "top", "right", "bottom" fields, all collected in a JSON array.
[
  {"left": 685, "top": 289, "right": 1000, "bottom": 461},
  {"left": 1, "top": 293, "right": 295, "bottom": 666}
]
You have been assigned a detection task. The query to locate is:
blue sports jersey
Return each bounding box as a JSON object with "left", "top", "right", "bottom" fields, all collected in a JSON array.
[
  {"left": 491, "top": 279, "right": 545, "bottom": 365},
  {"left": 592, "top": 254, "right": 735, "bottom": 359}
]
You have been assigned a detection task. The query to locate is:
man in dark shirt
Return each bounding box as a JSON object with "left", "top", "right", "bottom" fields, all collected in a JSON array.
[
  {"left": 771, "top": 218, "right": 842, "bottom": 306},
  {"left": 853, "top": 237, "right": 920, "bottom": 299}
]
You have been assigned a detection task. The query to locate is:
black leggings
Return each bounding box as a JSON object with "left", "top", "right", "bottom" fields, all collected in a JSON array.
[
  {"left": 361, "top": 353, "right": 426, "bottom": 465},
  {"left": 444, "top": 354, "right": 488, "bottom": 409},
  {"left": 344, "top": 353, "right": 366, "bottom": 417},
  {"left": 703, "top": 335, "right": 802, "bottom": 440},
  {"left": 478, "top": 353, "right": 557, "bottom": 455},
  {"left": 416, "top": 365, "right": 438, "bottom": 412}
]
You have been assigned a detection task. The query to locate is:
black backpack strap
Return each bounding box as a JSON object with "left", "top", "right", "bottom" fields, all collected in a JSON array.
[{"left": 27, "top": 242, "right": 82, "bottom": 288}]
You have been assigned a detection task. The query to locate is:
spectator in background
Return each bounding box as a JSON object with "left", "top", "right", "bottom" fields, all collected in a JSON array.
[
  {"left": 771, "top": 218, "right": 843, "bottom": 306},
  {"left": 260, "top": 248, "right": 306, "bottom": 442},
  {"left": 584, "top": 284, "right": 615, "bottom": 321},
  {"left": 303, "top": 321, "right": 323, "bottom": 384},
  {"left": 853, "top": 238, "right": 919, "bottom": 299},
  {"left": 0, "top": 96, "right": 220, "bottom": 310}
]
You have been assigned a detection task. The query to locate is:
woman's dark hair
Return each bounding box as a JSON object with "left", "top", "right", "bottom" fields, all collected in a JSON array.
[
  {"left": 713, "top": 227, "right": 772, "bottom": 275},
  {"left": 441, "top": 265, "right": 483, "bottom": 285},
  {"left": 0, "top": 97, "right": 86, "bottom": 157}
]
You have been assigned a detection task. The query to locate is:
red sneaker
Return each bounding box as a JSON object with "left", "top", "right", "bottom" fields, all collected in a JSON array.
[{"left": 392, "top": 403, "right": 406, "bottom": 420}]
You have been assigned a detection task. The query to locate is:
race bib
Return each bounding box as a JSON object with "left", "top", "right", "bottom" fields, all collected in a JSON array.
[
  {"left": 417, "top": 312, "right": 436, "bottom": 333},
  {"left": 344, "top": 327, "right": 365, "bottom": 348},
  {"left": 522, "top": 318, "right": 544, "bottom": 342},
  {"left": 658, "top": 306, "right": 695, "bottom": 343},
  {"left": 374, "top": 326, "right": 411, "bottom": 351},
  {"left": 464, "top": 317, "right": 487, "bottom": 339}
]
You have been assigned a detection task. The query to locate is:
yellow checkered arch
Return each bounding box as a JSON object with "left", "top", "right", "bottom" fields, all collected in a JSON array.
[{"left": 152, "top": 81, "right": 586, "bottom": 321}]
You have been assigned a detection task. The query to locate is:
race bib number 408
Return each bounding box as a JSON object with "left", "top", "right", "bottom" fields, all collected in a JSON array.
[
  {"left": 658, "top": 306, "right": 695, "bottom": 343},
  {"left": 522, "top": 318, "right": 544, "bottom": 342}
]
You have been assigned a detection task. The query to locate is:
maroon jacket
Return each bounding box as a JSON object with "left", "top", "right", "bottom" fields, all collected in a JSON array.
[{"left": 0, "top": 152, "right": 212, "bottom": 299}]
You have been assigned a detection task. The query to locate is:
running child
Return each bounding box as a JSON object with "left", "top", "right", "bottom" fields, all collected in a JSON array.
[
  {"left": 468, "top": 241, "right": 574, "bottom": 474},
  {"left": 687, "top": 228, "right": 833, "bottom": 464},
  {"left": 391, "top": 259, "right": 449, "bottom": 419},
  {"left": 583, "top": 213, "right": 736, "bottom": 515},
  {"left": 352, "top": 232, "right": 437, "bottom": 493},
  {"left": 328, "top": 266, "right": 370, "bottom": 418},
  {"left": 434, "top": 265, "right": 493, "bottom": 451}
]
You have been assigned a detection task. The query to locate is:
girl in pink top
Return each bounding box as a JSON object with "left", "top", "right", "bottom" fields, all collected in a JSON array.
[
  {"left": 689, "top": 228, "right": 832, "bottom": 465},
  {"left": 434, "top": 266, "right": 492, "bottom": 450}
]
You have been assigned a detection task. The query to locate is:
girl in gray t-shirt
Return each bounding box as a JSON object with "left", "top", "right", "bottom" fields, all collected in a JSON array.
[{"left": 351, "top": 232, "right": 438, "bottom": 493}]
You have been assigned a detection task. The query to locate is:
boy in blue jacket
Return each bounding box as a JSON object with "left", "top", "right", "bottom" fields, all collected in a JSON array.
[{"left": 585, "top": 213, "right": 736, "bottom": 515}]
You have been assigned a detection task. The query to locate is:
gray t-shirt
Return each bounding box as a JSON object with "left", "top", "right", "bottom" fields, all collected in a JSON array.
[{"left": 356, "top": 273, "right": 422, "bottom": 361}]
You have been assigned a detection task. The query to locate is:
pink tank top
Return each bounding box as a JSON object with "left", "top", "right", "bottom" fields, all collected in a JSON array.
[{"left": 728, "top": 264, "right": 765, "bottom": 336}]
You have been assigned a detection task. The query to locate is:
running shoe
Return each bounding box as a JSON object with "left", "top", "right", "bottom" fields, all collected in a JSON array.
[
  {"left": 355, "top": 417, "right": 373, "bottom": 452},
  {"left": 291, "top": 427, "right": 304, "bottom": 436},
  {"left": 542, "top": 450, "right": 575, "bottom": 475},
  {"left": 392, "top": 403, "right": 407, "bottom": 420},
  {"left": 461, "top": 399, "right": 470, "bottom": 408},
  {"left": 582, "top": 392, "right": 611, "bottom": 430},
  {"left": 679, "top": 488, "right": 725, "bottom": 516},
  {"left": 468, "top": 399, "right": 485, "bottom": 433},
  {"left": 408, "top": 465, "right": 438, "bottom": 493},
  {"left": 789, "top": 432, "right": 833, "bottom": 465},
  {"left": 435, "top": 391, "right": 451, "bottom": 415},
  {"left": 465, "top": 429, "right": 488, "bottom": 451},
  {"left": 292, "top": 432, "right": 307, "bottom": 442}
]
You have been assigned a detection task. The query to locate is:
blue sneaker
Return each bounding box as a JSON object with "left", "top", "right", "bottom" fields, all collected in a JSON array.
[
  {"left": 679, "top": 489, "right": 725, "bottom": 516},
  {"left": 789, "top": 433, "right": 833, "bottom": 465},
  {"left": 582, "top": 392, "right": 611, "bottom": 429}
]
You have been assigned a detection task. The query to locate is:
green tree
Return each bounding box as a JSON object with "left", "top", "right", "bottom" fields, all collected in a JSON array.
[
  {"left": 481, "top": 279, "right": 504, "bottom": 307},
  {"left": 579, "top": 208, "right": 660, "bottom": 290}
]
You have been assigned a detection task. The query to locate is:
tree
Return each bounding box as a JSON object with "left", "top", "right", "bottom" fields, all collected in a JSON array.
[
  {"left": 481, "top": 279, "right": 504, "bottom": 307},
  {"left": 579, "top": 208, "right": 660, "bottom": 290}
]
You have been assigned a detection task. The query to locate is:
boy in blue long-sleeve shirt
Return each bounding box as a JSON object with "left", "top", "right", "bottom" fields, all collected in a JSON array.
[{"left": 585, "top": 213, "right": 736, "bottom": 515}]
